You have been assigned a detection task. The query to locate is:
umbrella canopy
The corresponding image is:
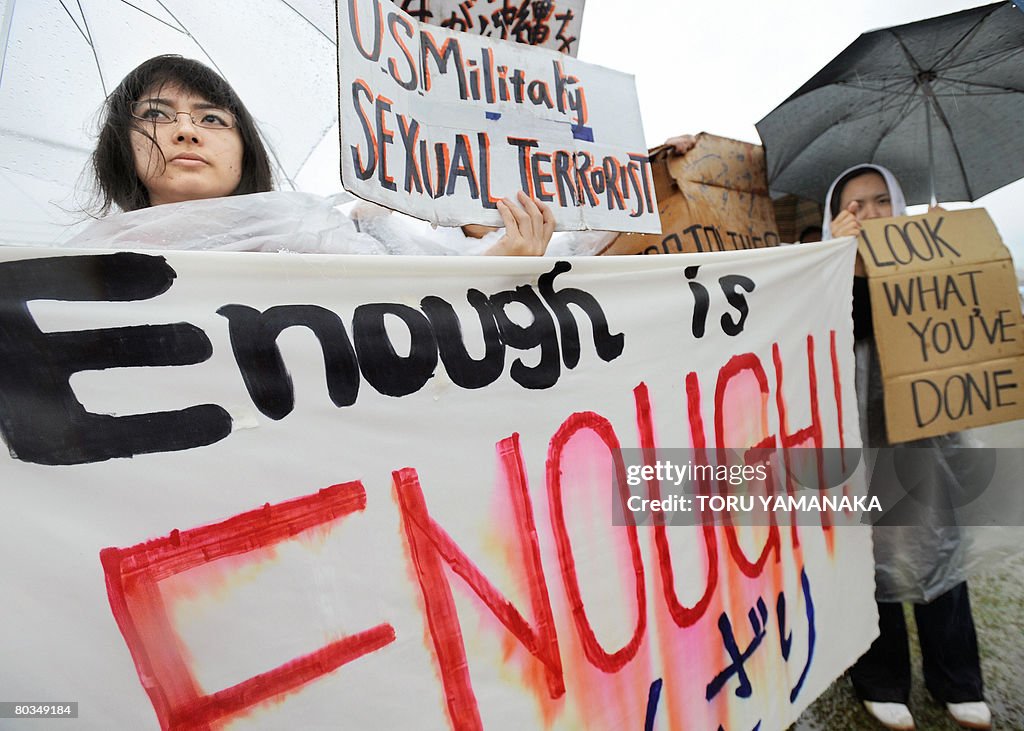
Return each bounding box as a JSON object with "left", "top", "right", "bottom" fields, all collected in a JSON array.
[
  {"left": 0, "top": 0, "right": 338, "bottom": 244},
  {"left": 756, "top": 2, "right": 1024, "bottom": 207}
]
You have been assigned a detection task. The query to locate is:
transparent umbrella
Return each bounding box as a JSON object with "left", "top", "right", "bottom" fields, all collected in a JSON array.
[{"left": 0, "top": 0, "right": 339, "bottom": 244}]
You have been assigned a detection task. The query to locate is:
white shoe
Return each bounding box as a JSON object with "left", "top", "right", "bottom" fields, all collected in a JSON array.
[
  {"left": 863, "top": 700, "right": 915, "bottom": 730},
  {"left": 946, "top": 701, "right": 992, "bottom": 730}
]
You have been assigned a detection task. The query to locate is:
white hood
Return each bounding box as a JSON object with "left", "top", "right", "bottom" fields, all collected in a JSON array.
[{"left": 821, "top": 163, "right": 907, "bottom": 240}]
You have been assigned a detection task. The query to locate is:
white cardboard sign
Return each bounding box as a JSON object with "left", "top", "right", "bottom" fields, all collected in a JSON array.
[
  {"left": 337, "top": 0, "right": 658, "bottom": 232},
  {"left": 397, "top": 0, "right": 586, "bottom": 56}
]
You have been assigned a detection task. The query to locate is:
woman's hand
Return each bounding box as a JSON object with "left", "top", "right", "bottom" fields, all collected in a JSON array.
[
  {"left": 830, "top": 201, "right": 862, "bottom": 239},
  {"left": 665, "top": 134, "right": 697, "bottom": 156},
  {"left": 484, "top": 191, "right": 555, "bottom": 256},
  {"left": 829, "top": 202, "right": 868, "bottom": 275}
]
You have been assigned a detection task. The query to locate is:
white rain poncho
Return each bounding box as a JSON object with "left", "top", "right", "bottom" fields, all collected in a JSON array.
[
  {"left": 824, "top": 164, "right": 1023, "bottom": 602},
  {"left": 65, "top": 192, "right": 386, "bottom": 254},
  {"left": 61, "top": 191, "right": 611, "bottom": 257}
]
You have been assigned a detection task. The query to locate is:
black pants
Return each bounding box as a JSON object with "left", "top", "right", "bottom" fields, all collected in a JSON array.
[{"left": 850, "top": 582, "right": 984, "bottom": 704}]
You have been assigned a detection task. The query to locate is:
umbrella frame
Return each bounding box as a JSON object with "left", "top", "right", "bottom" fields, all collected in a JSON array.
[{"left": 0, "top": 0, "right": 17, "bottom": 88}]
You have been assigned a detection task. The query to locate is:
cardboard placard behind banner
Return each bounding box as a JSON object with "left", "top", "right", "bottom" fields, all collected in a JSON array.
[
  {"left": 397, "top": 0, "right": 586, "bottom": 56},
  {"left": 337, "top": 0, "right": 658, "bottom": 233},
  {"left": 774, "top": 194, "right": 824, "bottom": 245},
  {"left": 601, "top": 133, "right": 781, "bottom": 256},
  {"left": 0, "top": 243, "right": 875, "bottom": 731},
  {"left": 858, "top": 208, "right": 1024, "bottom": 442}
]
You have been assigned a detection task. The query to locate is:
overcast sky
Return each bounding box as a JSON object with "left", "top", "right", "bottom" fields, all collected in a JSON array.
[{"left": 574, "top": 0, "right": 1024, "bottom": 264}]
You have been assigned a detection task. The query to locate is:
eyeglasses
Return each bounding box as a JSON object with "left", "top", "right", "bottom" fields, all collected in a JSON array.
[{"left": 131, "top": 101, "right": 236, "bottom": 129}]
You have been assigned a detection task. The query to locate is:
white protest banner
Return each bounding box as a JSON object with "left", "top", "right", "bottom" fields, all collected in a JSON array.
[
  {"left": 337, "top": 0, "right": 658, "bottom": 233},
  {"left": 398, "top": 0, "right": 586, "bottom": 56},
  {"left": 0, "top": 242, "right": 874, "bottom": 730}
]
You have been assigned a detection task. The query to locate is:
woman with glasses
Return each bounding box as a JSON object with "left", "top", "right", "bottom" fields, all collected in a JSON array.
[
  {"left": 87, "top": 55, "right": 553, "bottom": 256},
  {"left": 92, "top": 55, "right": 272, "bottom": 214}
]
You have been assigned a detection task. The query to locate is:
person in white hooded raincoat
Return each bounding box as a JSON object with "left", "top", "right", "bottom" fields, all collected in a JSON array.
[{"left": 823, "top": 164, "right": 990, "bottom": 731}]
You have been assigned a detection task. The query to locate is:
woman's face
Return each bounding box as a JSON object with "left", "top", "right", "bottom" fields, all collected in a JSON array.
[
  {"left": 837, "top": 171, "right": 892, "bottom": 221},
  {"left": 131, "top": 85, "right": 244, "bottom": 206}
]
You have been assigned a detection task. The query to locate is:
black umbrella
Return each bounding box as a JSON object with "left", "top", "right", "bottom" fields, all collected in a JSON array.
[{"left": 756, "top": 2, "right": 1024, "bottom": 207}]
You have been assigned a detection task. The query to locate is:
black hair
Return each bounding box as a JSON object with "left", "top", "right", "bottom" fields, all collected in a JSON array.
[
  {"left": 829, "top": 166, "right": 885, "bottom": 218},
  {"left": 798, "top": 225, "right": 823, "bottom": 243},
  {"left": 91, "top": 55, "right": 273, "bottom": 213}
]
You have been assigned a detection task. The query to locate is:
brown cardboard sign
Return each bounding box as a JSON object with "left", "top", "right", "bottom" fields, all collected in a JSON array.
[
  {"left": 601, "top": 133, "right": 780, "bottom": 256},
  {"left": 858, "top": 208, "right": 1024, "bottom": 442},
  {"left": 773, "top": 194, "right": 824, "bottom": 244},
  {"left": 868, "top": 260, "right": 1022, "bottom": 377},
  {"left": 859, "top": 208, "right": 1009, "bottom": 275},
  {"left": 884, "top": 357, "right": 1024, "bottom": 442}
]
